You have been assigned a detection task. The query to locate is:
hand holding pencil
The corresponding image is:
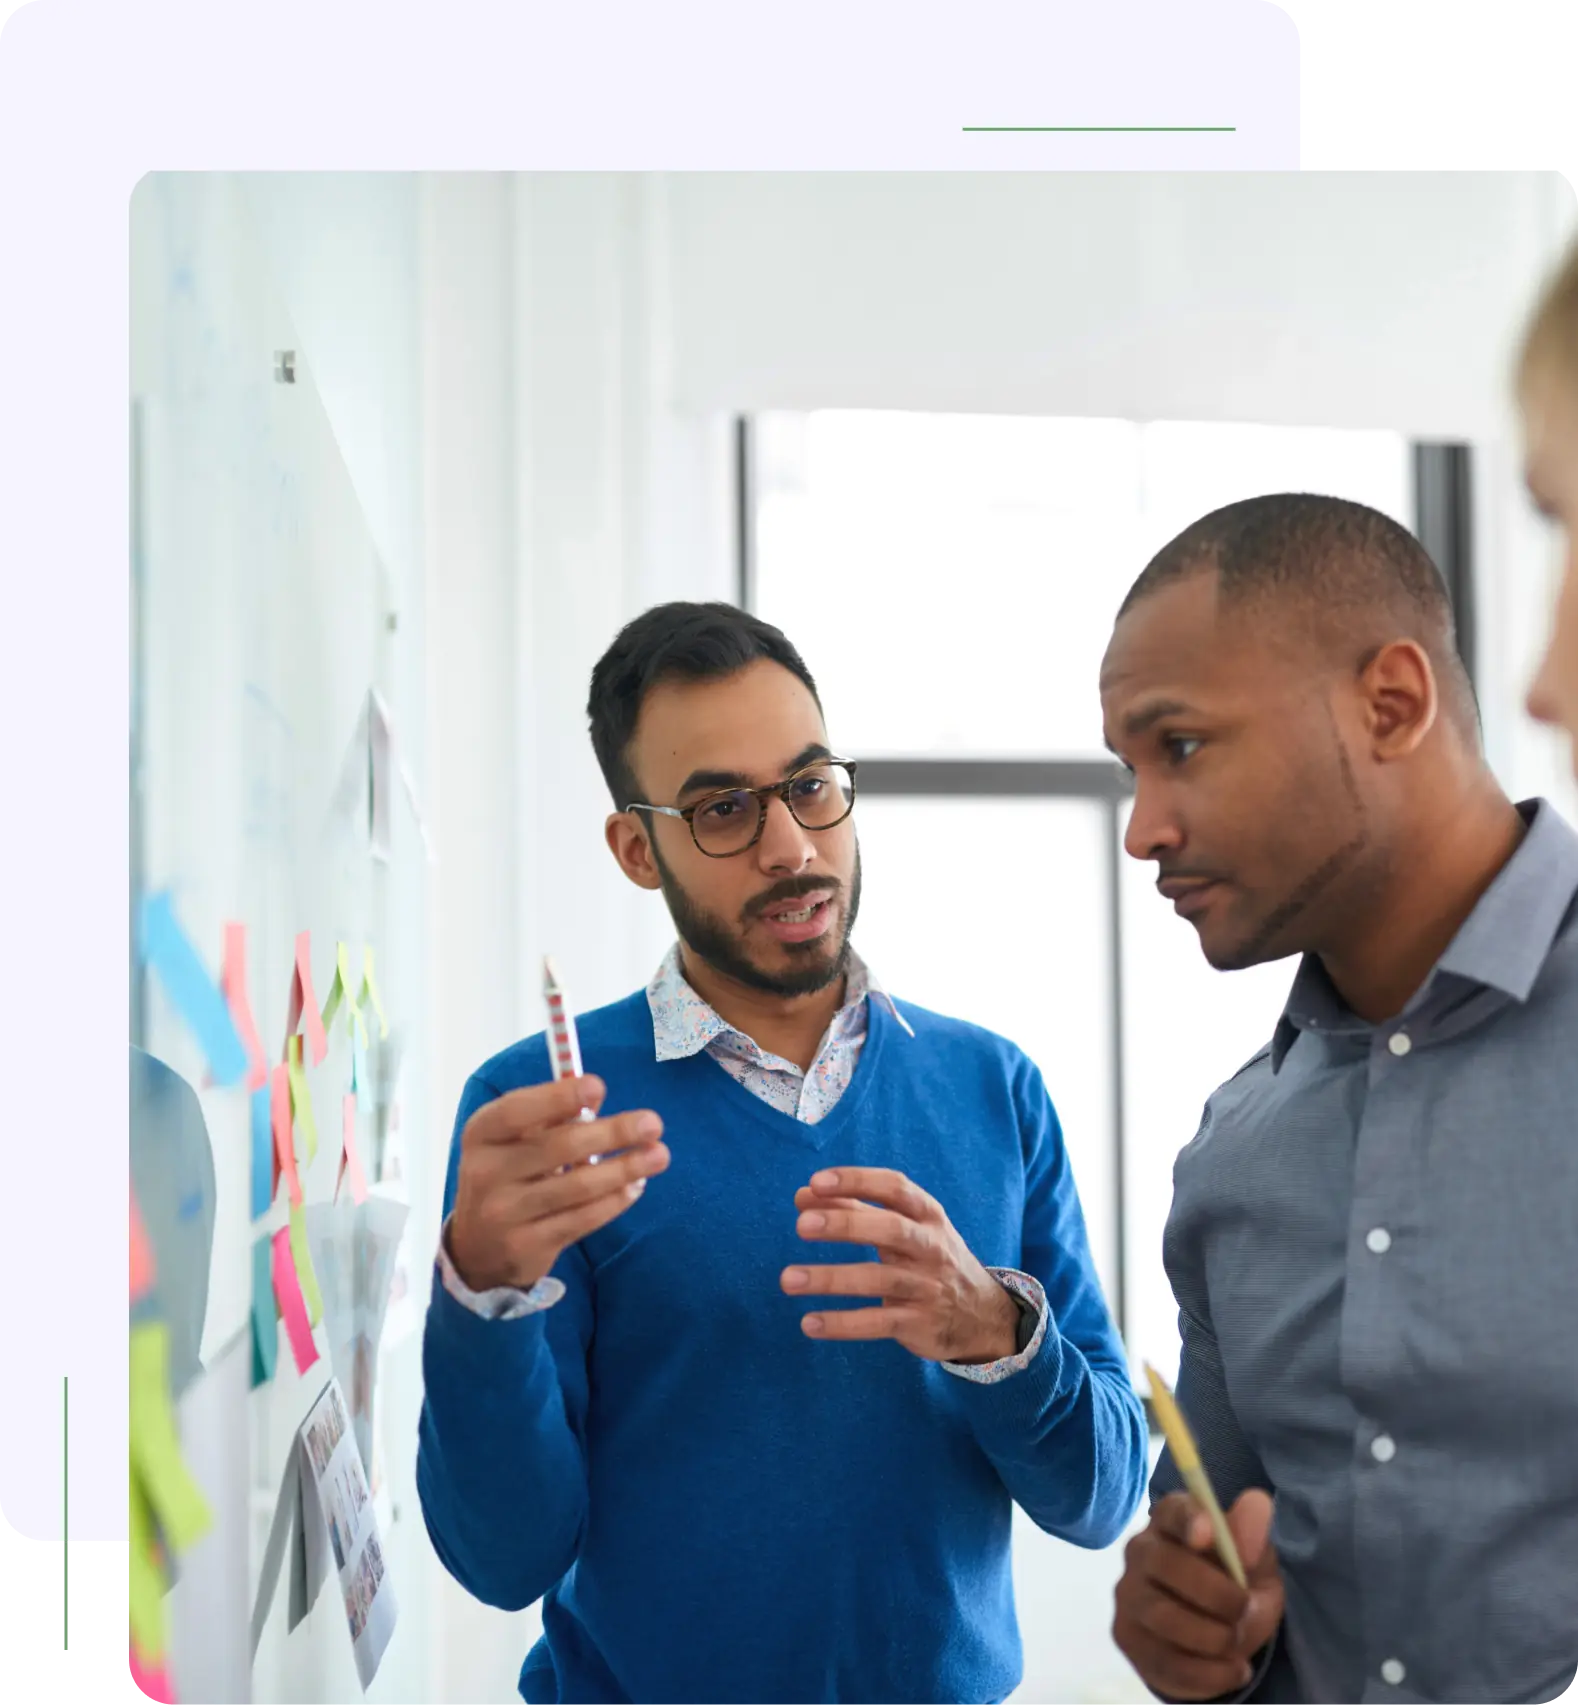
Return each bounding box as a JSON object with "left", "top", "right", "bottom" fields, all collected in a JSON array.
[
  {"left": 1111, "top": 1364, "right": 1285, "bottom": 1700},
  {"left": 445, "top": 957, "right": 669, "bottom": 1293}
]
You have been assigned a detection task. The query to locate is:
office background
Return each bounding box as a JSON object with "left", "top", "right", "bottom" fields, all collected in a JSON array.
[{"left": 137, "top": 171, "right": 1577, "bottom": 1703}]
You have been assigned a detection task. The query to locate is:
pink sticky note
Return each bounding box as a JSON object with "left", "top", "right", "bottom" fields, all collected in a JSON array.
[
  {"left": 271, "top": 1064, "right": 301, "bottom": 1208},
  {"left": 130, "top": 1193, "right": 155, "bottom": 1301},
  {"left": 336, "top": 1093, "right": 369, "bottom": 1205},
  {"left": 220, "top": 922, "right": 268, "bottom": 1092},
  {"left": 130, "top": 1642, "right": 176, "bottom": 1702},
  {"left": 291, "top": 932, "right": 328, "bottom": 1066},
  {"left": 272, "top": 1227, "right": 319, "bottom": 1375}
]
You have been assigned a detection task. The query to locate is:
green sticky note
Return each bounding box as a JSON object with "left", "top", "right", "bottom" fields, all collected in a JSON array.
[
  {"left": 251, "top": 1233, "right": 278, "bottom": 1388},
  {"left": 288, "top": 1033, "right": 318, "bottom": 1166},
  {"left": 320, "top": 963, "right": 343, "bottom": 1034},
  {"left": 128, "top": 1469, "right": 165, "bottom": 1663},
  {"left": 289, "top": 1200, "right": 323, "bottom": 1329},
  {"left": 360, "top": 945, "right": 390, "bottom": 1041},
  {"left": 128, "top": 1321, "right": 213, "bottom": 1554}
]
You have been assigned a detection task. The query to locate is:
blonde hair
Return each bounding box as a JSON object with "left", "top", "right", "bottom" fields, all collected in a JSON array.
[{"left": 1519, "top": 237, "right": 1578, "bottom": 395}]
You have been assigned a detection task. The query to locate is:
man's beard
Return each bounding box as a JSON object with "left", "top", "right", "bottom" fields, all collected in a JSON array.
[{"left": 649, "top": 837, "right": 863, "bottom": 999}]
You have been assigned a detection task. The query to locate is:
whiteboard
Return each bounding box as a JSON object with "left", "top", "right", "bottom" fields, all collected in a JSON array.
[{"left": 131, "top": 173, "right": 425, "bottom": 1703}]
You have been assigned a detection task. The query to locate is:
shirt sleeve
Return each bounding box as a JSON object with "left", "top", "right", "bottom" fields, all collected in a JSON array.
[
  {"left": 1149, "top": 1110, "right": 1282, "bottom": 1703},
  {"left": 416, "top": 1071, "right": 594, "bottom": 1612},
  {"left": 937, "top": 1054, "right": 1149, "bottom": 1549},
  {"left": 433, "top": 1213, "right": 566, "bottom": 1320},
  {"left": 940, "top": 1268, "right": 1047, "bottom": 1383}
]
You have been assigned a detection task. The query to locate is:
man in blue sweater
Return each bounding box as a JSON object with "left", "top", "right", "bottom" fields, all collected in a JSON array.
[{"left": 417, "top": 602, "right": 1148, "bottom": 1704}]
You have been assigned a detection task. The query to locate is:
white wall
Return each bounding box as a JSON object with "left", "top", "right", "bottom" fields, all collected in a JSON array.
[
  {"left": 237, "top": 170, "right": 1577, "bottom": 1704},
  {"left": 663, "top": 172, "right": 1574, "bottom": 437}
]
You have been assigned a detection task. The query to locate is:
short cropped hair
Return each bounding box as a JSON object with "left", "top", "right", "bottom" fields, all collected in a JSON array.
[{"left": 1118, "top": 492, "right": 1479, "bottom": 736}]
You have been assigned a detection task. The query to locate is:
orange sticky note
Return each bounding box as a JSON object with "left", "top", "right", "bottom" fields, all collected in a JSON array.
[
  {"left": 271, "top": 1064, "right": 301, "bottom": 1208},
  {"left": 130, "top": 1643, "right": 176, "bottom": 1703},
  {"left": 272, "top": 1227, "right": 318, "bottom": 1375},
  {"left": 290, "top": 932, "right": 329, "bottom": 1066},
  {"left": 130, "top": 1193, "right": 155, "bottom": 1302},
  {"left": 219, "top": 921, "right": 268, "bottom": 1092},
  {"left": 336, "top": 1093, "right": 369, "bottom": 1205}
]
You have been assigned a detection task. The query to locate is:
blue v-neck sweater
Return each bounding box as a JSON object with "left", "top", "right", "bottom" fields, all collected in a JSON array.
[{"left": 417, "top": 991, "right": 1146, "bottom": 1704}]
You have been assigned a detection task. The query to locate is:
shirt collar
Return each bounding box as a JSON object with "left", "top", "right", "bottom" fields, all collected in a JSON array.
[
  {"left": 1271, "top": 798, "right": 1578, "bottom": 1071},
  {"left": 646, "top": 940, "right": 915, "bottom": 1064}
]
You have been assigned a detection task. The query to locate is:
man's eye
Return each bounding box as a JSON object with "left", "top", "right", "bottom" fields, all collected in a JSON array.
[
  {"left": 1164, "top": 736, "right": 1203, "bottom": 764},
  {"left": 699, "top": 794, "right": 750, "bottom": 822}
]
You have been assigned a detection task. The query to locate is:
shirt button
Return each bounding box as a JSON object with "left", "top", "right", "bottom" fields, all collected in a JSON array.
[
  {"left": 1388, "top": 1031, "right": 1412, "bottom": 1057},
  {"left": 1381, "top": 1658, "right": 1407, "bottom": 1686},
  {"left": 1371, "top": 1433, "right": 1397, "bottom": 1463},
  {"left": 1366, "top": 1227, "right": 1392, "bottom": 1254}
]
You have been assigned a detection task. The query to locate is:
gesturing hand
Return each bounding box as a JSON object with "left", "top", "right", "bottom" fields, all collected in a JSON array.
[{"left": 781, "top": 1167, "right": 1022, "bottom": 1365}]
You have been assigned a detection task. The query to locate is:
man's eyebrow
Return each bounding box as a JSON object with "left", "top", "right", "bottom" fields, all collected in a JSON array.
[
  {"left": 676, "top": 743, "right": 832, "bottom": 799},
  {"left": 1122, "top": 698, "right": 1196, "bottom": 738}
]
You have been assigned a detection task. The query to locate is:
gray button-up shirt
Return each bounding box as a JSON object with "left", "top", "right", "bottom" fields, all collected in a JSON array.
[{"left": 1152, "top": 798, "right": 1578, "bottom": 1704}]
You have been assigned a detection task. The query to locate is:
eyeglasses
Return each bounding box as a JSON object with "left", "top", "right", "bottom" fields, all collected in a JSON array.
[{"left": 626, "top": 759, "right": 858, "bottom": 858}]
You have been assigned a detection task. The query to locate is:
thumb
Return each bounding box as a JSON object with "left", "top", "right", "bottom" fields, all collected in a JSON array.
[{"left": 1228, "top": 1488, "right": 1276, "bottom": 1573}]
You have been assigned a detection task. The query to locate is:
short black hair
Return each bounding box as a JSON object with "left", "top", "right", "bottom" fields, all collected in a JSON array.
[
  {"left": 587, "top": 601, "right": 823, "bottom": 808},
  {"left": 1118, "top": 492, "right": 1480, "bottom": 736}
]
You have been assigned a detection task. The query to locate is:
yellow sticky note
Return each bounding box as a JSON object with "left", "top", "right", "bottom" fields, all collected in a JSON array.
[
  {"left": 128, "top": 1322, "right": 212, "bottom": 1554},
  {"left": 287, "top": 1033, "right": 319, "bottom": 1166},
  {"left": 128, "top": 1468, "right": 166, "bottom": 1663},
  {"left": 319, "top": 940, "right": 368, "bottom": 1050},
  {"left": 359, "top": 945, "right": 390, "bottom": 1041},
  {"left": 289, "top": 1200, "right": 323, "bottom": 1328},
  {"left": 341, "top": 941, "right": 367, "bottom": 1048}
]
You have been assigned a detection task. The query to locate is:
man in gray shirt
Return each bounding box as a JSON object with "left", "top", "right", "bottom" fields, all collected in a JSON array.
[{"left": 1102, "top": 493, "right": 1578, "bottom": 1704}]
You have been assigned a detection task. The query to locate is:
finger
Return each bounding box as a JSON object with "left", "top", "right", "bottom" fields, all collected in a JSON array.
[
  {"left": 1238, "top": 1577, "right": 1285, "bottom": 1656},
  {"left": 1150, "top": 1493, "right": 1214, "bottom": 1553},
  {"left": 1143, "top": 1536, "right": 1250, "bottom": 1624},
  {"left": 529, "top": 1109, "right": 664, "bottom": 1176},
  {"left": 519, "top": 1142, "right": 670, "bottom": 1219},
  {"left": 1227, "top": 1488, "right": 1276, "bottom": 1572},
  {"left": 793, "top": 1187, "right": 866, "bottom": 1213},
  {"left": 1120, "top": 1627, "right": 1253, "bottom": 1700},
  {"left": 525, "top": 1170, "right": 657, "bottom": 1248},
  {"left": 797, "top": 1203, "right": 928, "bottom": 1256},
  {"left": 780, "top": 1262, "right": 930, "bottom": 1300},
  {"left": 1136, "top": 1585, "right": 1243, "bottom": 1661},
  {"left": 800, "top": 1305, "right": 907, "bottom": 1341},
  {"left": 483, "top": 1070, "right": 610, "bottom": 1138},
  {"left": 468, "top": 1076, "right": 607, "bottom": 1143},
  {"left": 806, "top": 1167, "right": 940, "bottom": 1223}
]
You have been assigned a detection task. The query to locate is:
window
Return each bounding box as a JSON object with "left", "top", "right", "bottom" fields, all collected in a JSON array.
[{"left": 748, "top": 409, "right": 1438, "bottom": 1389}]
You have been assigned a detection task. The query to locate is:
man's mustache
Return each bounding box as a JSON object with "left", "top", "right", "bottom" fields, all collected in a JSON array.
[{"left": 744, "top": 876, "right": 842, "bottom": 920}]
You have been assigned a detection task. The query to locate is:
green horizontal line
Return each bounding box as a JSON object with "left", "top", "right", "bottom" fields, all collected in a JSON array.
[{"left": 963, "top": 126, "right": 1237, "bottom": 133}]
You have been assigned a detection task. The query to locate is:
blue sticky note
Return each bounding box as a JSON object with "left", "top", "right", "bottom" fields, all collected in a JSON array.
[
  {"left": 351, "top": 1024, "right": 371, "bottom": 1113},
  {"left": 250, "top": 1083, "right": 273, "bottom": 1220},
  {"left": 139, "top": 891, "right": 248, "bottom": 1087},
  {"left": 251, "top": 1232, "right": 277, "bottom": 1388}
]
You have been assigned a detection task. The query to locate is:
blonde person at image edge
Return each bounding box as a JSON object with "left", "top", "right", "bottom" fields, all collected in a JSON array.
[{"left": 1520, "top": 237, "right": 1578, "bottom": 771}]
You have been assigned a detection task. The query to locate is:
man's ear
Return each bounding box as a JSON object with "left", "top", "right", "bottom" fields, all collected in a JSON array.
[
  {"left": 1358, "top": 639, "right": 1438, "bottom": 760},
  {"left": 606, "top": 812, "right": 663, "bottom": 891}
]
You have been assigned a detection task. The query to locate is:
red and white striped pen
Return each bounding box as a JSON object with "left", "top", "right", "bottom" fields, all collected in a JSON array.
[{"left": 543, "top": 955, "right": 597, "bottom": 1132}]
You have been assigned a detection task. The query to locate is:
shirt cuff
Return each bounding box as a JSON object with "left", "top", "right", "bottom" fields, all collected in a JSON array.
[
  {"left": 434, "top": 1214, "right": 565, "bottom": 1321},
  {"left": 940, "top": 1268, "right": 1048, "bottom": 1383}
]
